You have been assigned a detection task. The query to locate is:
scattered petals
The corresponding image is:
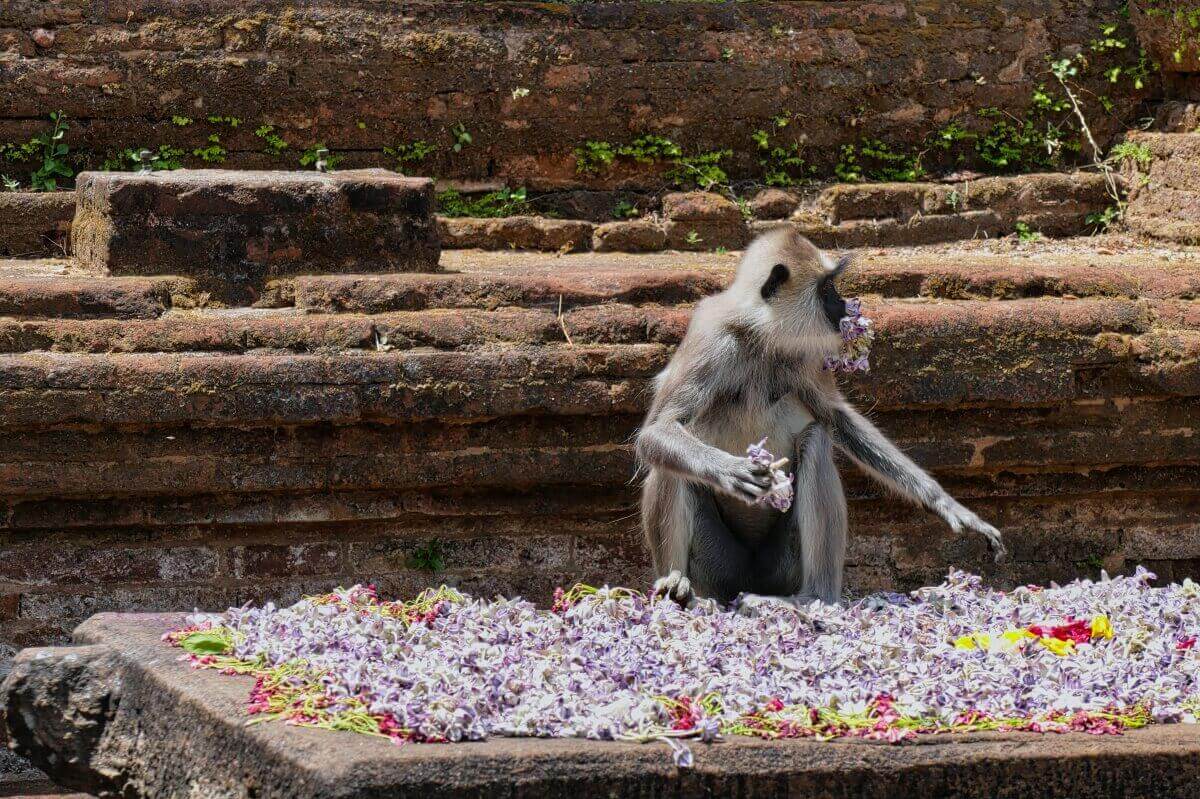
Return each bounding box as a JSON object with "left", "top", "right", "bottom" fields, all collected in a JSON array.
[{"left": 168, "top": 569, "right": 1198, "bottom": 767}]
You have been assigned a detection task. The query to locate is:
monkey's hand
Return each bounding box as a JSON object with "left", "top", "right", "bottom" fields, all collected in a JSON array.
[
  {"left": 653, "top": 570, "right": 695, "bottom": 607},
  {"left": 935, "top": 498, "right": 1007, "bottom": 562},
  {"left": 711, "top": 455, "right": 773, "bottom": 505}
]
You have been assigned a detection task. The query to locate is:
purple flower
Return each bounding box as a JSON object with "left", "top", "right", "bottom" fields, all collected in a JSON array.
[
  {"left": 745, "top": 438, "right": 794, "bottom": 512},
  {"left": 824, "top": 298, "right": 874, "bottom": 373}
]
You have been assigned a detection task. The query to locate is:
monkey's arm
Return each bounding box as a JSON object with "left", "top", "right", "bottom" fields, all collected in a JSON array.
[
  {"left": 802, "top": 386, "right": 1006, "bottom": 560},
  {"left": 635, "top": 385, "right": 773, "bottom": 504}
]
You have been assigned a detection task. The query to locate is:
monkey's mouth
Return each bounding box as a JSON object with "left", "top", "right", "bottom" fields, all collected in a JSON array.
[{"left": 823, "top": 298, "right": 874, "bottom": 373}]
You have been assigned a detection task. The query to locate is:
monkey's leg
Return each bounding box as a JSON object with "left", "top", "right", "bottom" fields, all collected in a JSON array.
[
  {"left": 791, "top": 424, "right": 848, "bottom": 604},
  {"left": 685, "top": 484, "right": 753, "bottom": 605}
]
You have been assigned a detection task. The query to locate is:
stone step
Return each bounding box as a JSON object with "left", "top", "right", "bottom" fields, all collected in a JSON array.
[
  {"left": 0, "top": 297, "right": 1196, "bottom": 426},
  {"left": 2, "top": 248, "right": 1198, "bottom": 322},
  {"left": 0, "top": 262, "right": 187, "bottom": 320},
  {"left": 2, "top": 398, "right": 1196, "bottom": 502}
]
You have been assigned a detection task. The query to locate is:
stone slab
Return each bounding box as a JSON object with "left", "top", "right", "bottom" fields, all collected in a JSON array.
[
  {"left": 0, "top": 192, "right": 74, "bottom": 258},
  {"left": 70, "top": 169, "right": 440, "bottom": 296},
  {"left": 8, "top": 612, "right": 1200, "bottom": 798}
]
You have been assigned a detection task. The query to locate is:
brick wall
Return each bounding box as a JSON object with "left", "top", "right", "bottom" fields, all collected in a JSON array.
[{"left": 0, "top": 0, "right": 1150, "bottom": 188}]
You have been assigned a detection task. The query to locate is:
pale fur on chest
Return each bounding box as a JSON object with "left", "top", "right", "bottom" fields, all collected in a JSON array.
[{"left": 690, "top": 386, "right": 815, "bottom": 541}]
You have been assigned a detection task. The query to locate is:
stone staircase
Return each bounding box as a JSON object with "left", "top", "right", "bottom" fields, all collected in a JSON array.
[
  {"left": 2, "top": 164, "right": 1200, "bottom": 795},
  {"left": 2, "top": 215, "right": 1200, "bottom": 669}
]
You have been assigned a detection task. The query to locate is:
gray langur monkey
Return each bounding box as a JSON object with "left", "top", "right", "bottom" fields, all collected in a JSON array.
[{"left": 635, "top": 227, "right": 1006, "bottom": 608}]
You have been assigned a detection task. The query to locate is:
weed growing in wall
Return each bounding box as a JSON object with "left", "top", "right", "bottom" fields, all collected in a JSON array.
[
  {"left": 437, "top": 187, "right": 530, "bottom": 218},
  {"left": 752, "top": 115, "right": 811, "bottom": 187},
  {"left": 406, "top": 540, "right": 446, "bottom": 573},
  {"left": 100, "top": 145, "right": 186, "bottom": 172},
  {"left": 255, "top": 125, "right": 288, "bottom": 156},
  {"left": 384, "top": 140, "right": 437, "bottom": 171},
  {"left": 299, "top": 143, "right": 341, "bottom": 170}
]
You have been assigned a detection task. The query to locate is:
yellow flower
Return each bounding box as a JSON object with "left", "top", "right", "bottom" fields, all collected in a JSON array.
[
  {"left": 954, "top": 633, "right": 991, "bottom": 651},
  {"left": 1090, "top": 615, "right": 1114, "bottom": 640},
  {"left": 997, "top": 629, "right": 1036, "bottom": 651},
  {"left": 1038, "top": 637, "right": 1075, "bottom": 656}
]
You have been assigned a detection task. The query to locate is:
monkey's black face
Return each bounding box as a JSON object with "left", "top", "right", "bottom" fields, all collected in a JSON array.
[{"left": 820, "top": 277, "right": 846, "bottom": 329}]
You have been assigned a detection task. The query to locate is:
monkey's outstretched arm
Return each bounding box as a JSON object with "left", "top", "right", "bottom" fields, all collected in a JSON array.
[{"left": 799, "top": 383, "right": 1006, "bottom": 560}]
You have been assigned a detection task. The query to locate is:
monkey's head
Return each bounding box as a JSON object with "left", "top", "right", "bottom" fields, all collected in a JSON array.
[{"left": 731, "top": 227, "right": 852, "bottom": 356}]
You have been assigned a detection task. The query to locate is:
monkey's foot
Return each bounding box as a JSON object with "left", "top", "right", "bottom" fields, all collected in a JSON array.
[{"left": 653, "top": 570, "right": 694, "bottom": 606}]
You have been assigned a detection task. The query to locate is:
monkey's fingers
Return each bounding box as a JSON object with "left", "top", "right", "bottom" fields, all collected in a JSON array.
[
  {"left": 973, "top": 521, "right": 1007, "bottom": 562},
  {"left": 653, "top": 570, "right": 694, "bottom": 606}
]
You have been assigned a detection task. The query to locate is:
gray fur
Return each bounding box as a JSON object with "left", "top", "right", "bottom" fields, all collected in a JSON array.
[{"left": 637, "top": 228, "right": 1006, "bottom": 608}]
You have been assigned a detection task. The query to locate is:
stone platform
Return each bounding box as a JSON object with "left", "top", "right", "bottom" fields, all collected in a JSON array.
[{"left": 5, "top": 611, "right": 1200, "bottom": 799}]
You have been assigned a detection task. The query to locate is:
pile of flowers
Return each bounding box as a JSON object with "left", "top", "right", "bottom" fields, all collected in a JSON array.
[
  {"left": 824, "top": 297, "right": 875, "bottom": 373},
  {"left": 167, "top": 569, "right": 1200, "bottom": 766}
]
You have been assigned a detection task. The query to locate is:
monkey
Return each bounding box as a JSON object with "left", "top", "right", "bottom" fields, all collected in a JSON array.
[{"left": 635, "top": 226, "right": 1006, "bottom": 608}]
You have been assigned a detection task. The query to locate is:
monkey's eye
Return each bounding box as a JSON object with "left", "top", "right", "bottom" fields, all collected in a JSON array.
[{"left": 760, "top": 263, "right": 790, "bottom": 301}]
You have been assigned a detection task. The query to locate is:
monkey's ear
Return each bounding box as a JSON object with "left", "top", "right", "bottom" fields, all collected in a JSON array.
[
  {"left": 760, "top": 263, "right": 789, "bottom": 300},
  {"left": 830, "top": 253, "right": 854, "bottom": 277}
]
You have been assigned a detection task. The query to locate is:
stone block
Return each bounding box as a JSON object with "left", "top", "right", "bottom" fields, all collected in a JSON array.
[
  {"left": 592, "top": 220, "right": 666, "bottom": 252},
  {"left": 0, "top": 192, "right": 74, "bottom": 257},
  {"left": 748, "top": 188, "right": 800, "bottom": 220},
  {"left": 70, "top": 169, "right": 440, "bottom": 295},
  {"left": 438, "top": 216, "right": 593, "bottom": 252},
  {"left": 661, "top": 191, "right": 742, "bottom": 223}
]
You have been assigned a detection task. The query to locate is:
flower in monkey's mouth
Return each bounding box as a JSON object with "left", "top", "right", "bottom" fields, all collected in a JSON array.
[
  {"left": 823, "top": 298, "right": 874, "bottom": 373},
  {"left": 746, "top": 437, "right": 794, "bottom": 512}
]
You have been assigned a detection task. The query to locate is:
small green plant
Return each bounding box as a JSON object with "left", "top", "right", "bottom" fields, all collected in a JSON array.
[
  {"left": 721, "top": 47, "right": 734, "bottom": 60},
  {"left": 30, "top": 112, "right": 72, "bottom": 191},
  {"left": 451, "top": 123, "right": 472, "bottom": 153},
  {"left": 752, "top": 117, "right": 810, "bottom": 187},
  {"left": 171, "top": 115, "right": 193, "bottom": 127},
  {"left": 611, "top": 200, "right": 639, "bottom": 219},
  {"left": 254, "top": 124, "right": 288, "bottom": 156},
  {"left": 192, "top": 134, "right": 227, "bottom": 164},
  {"left": 437, "top": 186, "right": 530, "bottom": 218},
  {"left": 384, "top": 140, "right": 437, "bottom": 169},
  {"left": 299, "top": 143, "right": 341, "bottom": 169},
  {"left": 834, "top": 138, "right": 924, "bottom": 183},
  {"left": 666, "top": 149, "right": 731, "bottom": 190},
  {"left": 684, "top": 230, "right": 703, "bottom": 246},
  {"left": 1086, "top": 205, "right": 1123, "bottom": 233},
  {"left": 575, "top": 140, "right": 617, "bottom": 175},
  {"left": 834, "top": 144, "right": 862, "bottom": 182},
  {"left": 1014, "top": 221, "right": 1042, "bottom": 242},
  {"left": 1, "top": 175, "right": 18, "bottom": 191},
  {"left": 205, "top": 114, "right": 242, "bottom": 128},
  {"left": 100, "top": 145, "right": 186, "bottom": 172},
  {"left": 406, "top": 540, "right": 445, "bottom": 572},
  {"left": 621, "top": 134, "right": 683, "bottom": 163},
  {"left": 1108, "top": 140, "right": 1153, "bottom": 169}
]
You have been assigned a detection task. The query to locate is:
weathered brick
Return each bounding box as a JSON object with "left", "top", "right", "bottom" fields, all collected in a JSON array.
[
  {"left": 228, "top": 542, "right": 342, "bottom": 579},
  {"left": 71, "top": 169, "right": 441, "bottom": 296}
]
